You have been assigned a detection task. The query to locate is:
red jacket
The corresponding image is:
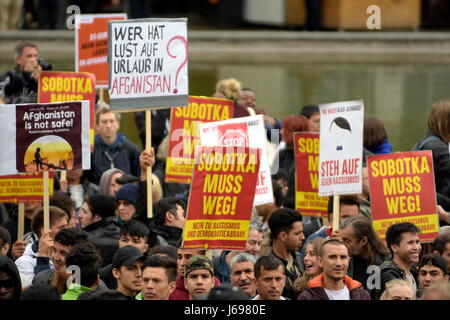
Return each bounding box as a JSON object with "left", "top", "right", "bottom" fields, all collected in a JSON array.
[
  {"left": 297, "top": 274, "right": 370, "bottom": 300},
  {"left": 169, "top": 274, "right": 221, "bottom": 300}
]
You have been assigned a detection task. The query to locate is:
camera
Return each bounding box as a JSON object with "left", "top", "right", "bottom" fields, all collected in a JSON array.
[{"left": 37, "top": 58, "right": 52, "bottom": 71}]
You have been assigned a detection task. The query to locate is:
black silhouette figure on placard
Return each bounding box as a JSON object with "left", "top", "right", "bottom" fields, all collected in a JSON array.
[
  {"left": 33, "top": 147, "right": 67, "bottom": 171},
  {"left": 329, "top": 117, "right": 351, "bottom": 151},
  {"left": 34, "top": 148, "right": 44, "bottom": 170}
]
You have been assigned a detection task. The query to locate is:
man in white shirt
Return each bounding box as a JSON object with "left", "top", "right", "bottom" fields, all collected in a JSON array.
[
  {"left": 252, "top": 255, "right": 288, "bottom": 300},
  {"left": 298, "top": 239, "right": 370, "bottom": 300}
]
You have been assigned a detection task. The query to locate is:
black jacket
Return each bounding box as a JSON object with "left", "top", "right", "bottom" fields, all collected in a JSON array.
[
  {"left": 347, "top": 253, "right": 390, "bottom": 299},
  {"left": 83, "top": 216, "right": 120, "bottom": 267},
  {"left": 0, "top": 255, "right": 22, "bottom": 300},
  {"left": 153, "top": 159, "right": 190, "bottom": 198},
  {"left": 269, "top": 249, "right": 304, "bottom": 300},
  {"left": 2, "top": 211, "right": 32, "bottom": 245},
  {"left": 134, "top": 109, "right": 170, "bottom": 150},
  {"left": 147, "top": 220, "right": 183, "bottom": 248},
  {"left": 0, "top": 67, "right": 38, "bottom": 104},
  {"left": 379, "top": 259, "right": 419, "bottom": 298},
  {"left": 414, "top": 131, "right": 450, "bottom": 198},
  {"left": 99, "top": 264, "right": 117, "bottom": 290},
  {"left": 89, "top": 134, "right": 141, "bottom": 185}
]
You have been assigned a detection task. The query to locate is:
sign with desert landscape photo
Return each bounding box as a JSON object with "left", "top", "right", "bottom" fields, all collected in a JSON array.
[{"left": 0, "top": 101, "right": 91, "bottom": 175}]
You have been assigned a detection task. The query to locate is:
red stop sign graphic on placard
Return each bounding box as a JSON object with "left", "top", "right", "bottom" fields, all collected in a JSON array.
[{"left": 218, "top": 123, "right": 249, "bottom": 147}]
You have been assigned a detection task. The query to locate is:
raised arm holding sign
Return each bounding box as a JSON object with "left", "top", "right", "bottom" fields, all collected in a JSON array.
[{"left": 108, "top": 17, "right": 189, "bottom": 219}]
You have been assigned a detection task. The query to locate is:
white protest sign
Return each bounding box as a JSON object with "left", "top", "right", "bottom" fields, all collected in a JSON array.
[
  {"left": 0, "top": 101, "right": 91, "bottom": 175},
  {"left": 318, "top": 100, "right": 364, "bottom": 196},
  {"left": 108, "top": 18, "right": 188, "bottom": 111},
  {"left": 199, "top": 115, "right": 274, "bottom": 206}
]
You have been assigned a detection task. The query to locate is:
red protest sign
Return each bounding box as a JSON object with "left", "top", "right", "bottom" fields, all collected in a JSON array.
[
  {"left": 368, "top": 151, "right": 439, "bottom": 242},
  {"left": 75, "top": 14, "right": 127, "bottom": 88},
  {"left": 0, "top": 172, "right": 54, "bottom": 203},
  {"left": 165, "top": 96, "right": 234, "bottom": 184},
  {"left": 38, "top": 71, "right": 96, "bottom": 147},
  {"left": 182, "top": 146, "right": 261, "bottom": 250},
  {"left": 294, "top": 132, "right": 329, "bottom": 217}
]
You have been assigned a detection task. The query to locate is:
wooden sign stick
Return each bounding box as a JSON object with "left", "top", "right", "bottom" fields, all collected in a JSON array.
[
  {"left": 332, "top": 195, "right": 340, "bottom": 232},
  {"left": 60, "top": 170, "right": 67, "bottom": 184},
  {"left": 43, "top": 171, "right": 50, "bottom": 230},
  {"left": 18, "top": 203, "right": 24, "bottom": 240},
  {"left": 146, "top": 110, "right": 153, "bottom": 218}
]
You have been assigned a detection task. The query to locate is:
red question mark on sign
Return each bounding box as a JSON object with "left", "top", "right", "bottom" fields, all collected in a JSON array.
[{"left": 166, "top": 36, "right": 188, "bottom": 94}]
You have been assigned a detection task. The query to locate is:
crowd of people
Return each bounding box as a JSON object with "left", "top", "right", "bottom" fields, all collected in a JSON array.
[{"left": 0, "top": 40, "right": 450, "bottom": 301}]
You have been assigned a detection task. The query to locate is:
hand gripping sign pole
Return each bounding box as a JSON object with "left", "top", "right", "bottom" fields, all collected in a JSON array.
[
  {"left": 60, "top": 170, "right": 67, "bottom": 185},
  {"left": 146, "top": 111, "right": 153, "bottom": 218}
]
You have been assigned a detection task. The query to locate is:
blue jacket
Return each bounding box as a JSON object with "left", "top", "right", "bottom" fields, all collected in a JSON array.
[
  {"left": 90, "top": 133, "right": 141, "bottom": 185},
  {"left": 367, "top": 138, "right": 392, "bottom": 154}
]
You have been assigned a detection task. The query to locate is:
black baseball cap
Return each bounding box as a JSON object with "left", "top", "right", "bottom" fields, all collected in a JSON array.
[
  {"left": 207, "top": 284, "right": 249, "bottom": 300},
  {"left": 112, "top": 245, "right": 145, "bottom": 269},
  {"left": 419, "top": 253, "right": 449, "bottom": 275}
]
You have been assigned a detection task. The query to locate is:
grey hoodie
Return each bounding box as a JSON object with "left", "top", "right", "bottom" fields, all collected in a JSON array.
[{"left": 98, "top": 168, "right": 125, "bottom": 195}]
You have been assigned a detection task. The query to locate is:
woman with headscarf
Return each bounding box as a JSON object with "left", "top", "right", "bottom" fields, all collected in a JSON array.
[{"left": 98, "top": 168, "right": 125, "bottom": 196}]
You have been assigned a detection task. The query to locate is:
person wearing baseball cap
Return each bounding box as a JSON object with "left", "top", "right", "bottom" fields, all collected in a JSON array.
[
  {"left": 207, "top": 283, "right": 249, "bottom": 300},
  {"left": 418, "top": 253, "right": 449, "bottom": 296},
  {"left": 112, "top": 245, "right": 145, "bottom": 299},
  {"left": 184, "top": 255, "right": 215, "bottom": 300}
]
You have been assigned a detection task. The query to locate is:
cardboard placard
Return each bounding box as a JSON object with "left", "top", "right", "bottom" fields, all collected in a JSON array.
[
  {"left": 0, "top": 101, "right": 90, "bottom": 175},
  {"left": 294, "top": 132, "right": 329, "bottom": 217},
  {"left": 368, "top": 151, "right": 439, "bottom": 242},
  {"left": 319, "top": 100, "right": 364, "bottom": 196},
  {"left": 75, "top": 13, "right": 127, "bottom": 88},
  {"left": 165, "top": 96, "right": 234, "bottom": 184},
  {"left": 108, "top": 18, "right": 188, "bottom": 110},
  {"left": 182, "top": 146, "right": 261, "bottom": 250}
]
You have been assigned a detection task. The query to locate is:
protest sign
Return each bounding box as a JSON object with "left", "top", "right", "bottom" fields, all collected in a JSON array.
[
  {"left": 0, "top": 101, "right": 90, "bottom": 175},
  {"left": 200, "top": 115, "right": 274, "bottom": 206},
  {"left": 108, "top": 18, "right": 188, "bottom": 110},
  {"left": 368, "top": 151, "right": 439, "bottom": 242},
  {"left": 294, "top": 132, "right": 328, "bottom": 217},
  {"left": 182, "top": 146, "right": 261, "bottom": 250},
  {"left": 165, "top": 96, "right": 234, "bottom": 184},
  {"left": 318, "top": 100, "right": 364, "bottom": 197},
  {"left": 75, "top": 13, "right": 127, "bottom": 88},
  {"left": 0, "top": 173, "right": 54, "bottom": 203},
  {"left": 38, "top": 71, "right": 96, "bottom": 146}
]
